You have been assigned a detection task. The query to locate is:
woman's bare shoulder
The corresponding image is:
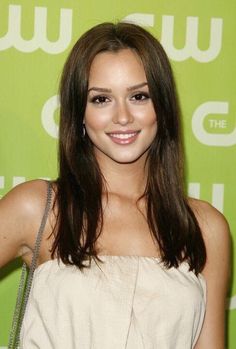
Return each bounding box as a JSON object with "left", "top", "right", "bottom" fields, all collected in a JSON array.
[
  {"left": 188, "top": 197, "right": 230, "bottom": 238},
  {"left": 188, "top": 197, "right": 231, "bottom": 277},
  {"left": 0, "top": 179, "right": 50, "bottom": 212},
  {"left": 0, "top": 179, "right": 53, "bottom": 224}
]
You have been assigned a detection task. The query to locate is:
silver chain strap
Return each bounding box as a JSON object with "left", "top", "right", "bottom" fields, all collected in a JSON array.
[{"left": 8, "top": 181, "right": 52, "bottom": 349}]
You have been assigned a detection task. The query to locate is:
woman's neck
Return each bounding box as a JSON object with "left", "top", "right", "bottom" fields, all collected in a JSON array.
[{"left": 97, "top": 155, "right": 148, "bottom": 200}]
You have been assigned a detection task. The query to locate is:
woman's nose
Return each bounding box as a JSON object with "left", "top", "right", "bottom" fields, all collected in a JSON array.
[{"left": 112, "top": 101, "right": 134, "bottom": 125}]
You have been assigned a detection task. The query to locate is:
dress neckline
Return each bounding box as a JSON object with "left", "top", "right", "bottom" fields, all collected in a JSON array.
[
  {"left": 33, "top": 255, "right": 206, "bottom": 285},
  {"left": 98, "top": 254, "right": 161, "bottom": 260},
  {"left": 35, "top": 255, "right": 162, "bottom": 272}
]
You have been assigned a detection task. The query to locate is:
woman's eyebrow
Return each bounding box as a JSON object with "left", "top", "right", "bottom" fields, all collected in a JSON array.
[
  {"left": 88, "top": 87, "right": 111, "bottom": 93},
  {"left": 127, "top": 82, "right": 148, "bottom": 91},
  {"left": 87, "top": 82, "right": 148, "bottom": 93}
]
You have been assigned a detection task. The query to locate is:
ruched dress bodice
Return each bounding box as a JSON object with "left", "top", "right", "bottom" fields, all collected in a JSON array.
[{"left": 20, "top": 255, "right": 206, "bottom": 348}]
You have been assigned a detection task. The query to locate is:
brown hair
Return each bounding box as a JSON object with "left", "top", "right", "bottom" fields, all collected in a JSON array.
[{"left": 52, "top": 22, "right": 206, "bottom": 274}]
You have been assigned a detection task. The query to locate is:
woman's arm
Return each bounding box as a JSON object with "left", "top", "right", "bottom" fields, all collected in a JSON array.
[
  {"left": 0, "top": 179, "right": 50, "bottom": 268},
  {"left": 191, "top": 199, "right": 231, "bottom": 349}
]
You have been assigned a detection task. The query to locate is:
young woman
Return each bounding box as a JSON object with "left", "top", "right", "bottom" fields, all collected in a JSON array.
[{"left": 0, "top": 22, "right": 230, "bottom": 348}]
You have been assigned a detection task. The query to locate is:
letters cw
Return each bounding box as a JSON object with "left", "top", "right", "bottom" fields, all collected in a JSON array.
[
  {"left": 0, "top": 5, "right": 223, "bottom": 61},
  {"left": 124, "top": 13, "right": 223, "bottom": 62},
  {"left": 0, "top": 5, "right": 72, "bottom": 54}
]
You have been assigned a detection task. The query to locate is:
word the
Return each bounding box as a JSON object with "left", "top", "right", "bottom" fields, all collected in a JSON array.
[
  {"left": 192, "top": 101, "right": 236, "bottom": 146},
  {"left": 208, "top": 119, "right": 227, "bottom": 128}
]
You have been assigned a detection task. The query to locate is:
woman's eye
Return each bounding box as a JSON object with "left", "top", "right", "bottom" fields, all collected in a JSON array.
[
  {"left": 131, "top": 93, "right": 150, "bottom": 101},
  {"left": 90, "top": 95, "right": 109, "bottom": 104}
]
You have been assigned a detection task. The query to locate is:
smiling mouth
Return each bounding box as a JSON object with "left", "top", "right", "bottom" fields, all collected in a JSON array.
[{"left": 106, "top": 131, "right": 140, "bottom": 144}]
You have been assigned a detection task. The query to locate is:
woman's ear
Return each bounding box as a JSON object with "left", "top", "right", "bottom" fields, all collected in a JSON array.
[{"left": 82, "top": 124, "right": 86, "bottom": 137}]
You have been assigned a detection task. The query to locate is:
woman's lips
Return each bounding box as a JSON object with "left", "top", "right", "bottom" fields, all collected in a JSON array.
[{"left": 106, "top": 131, "right": 140, "bottom": 145}]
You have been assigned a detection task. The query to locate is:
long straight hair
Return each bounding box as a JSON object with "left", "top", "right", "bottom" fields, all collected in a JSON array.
[{"left": 52, "top": 22, "right": 206, "bottom": 274}]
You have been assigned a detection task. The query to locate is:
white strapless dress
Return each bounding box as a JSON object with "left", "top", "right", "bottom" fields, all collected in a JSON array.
[{"left": 20, "top": 255, "right": 206, "bottom": 348}]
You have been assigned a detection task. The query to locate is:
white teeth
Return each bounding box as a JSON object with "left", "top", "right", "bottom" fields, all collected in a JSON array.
[{"left": 109, "top": 132, "right": 137, "bottom": 139}]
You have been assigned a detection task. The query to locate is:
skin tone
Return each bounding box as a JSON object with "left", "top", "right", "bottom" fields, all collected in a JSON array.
[{"left": 0, "top": 49, "right": 230, "bottom": 349}]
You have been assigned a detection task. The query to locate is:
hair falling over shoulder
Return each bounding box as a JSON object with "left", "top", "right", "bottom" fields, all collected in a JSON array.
[{"left": 51, "top": 22, "right": 206, "bottom": 275}]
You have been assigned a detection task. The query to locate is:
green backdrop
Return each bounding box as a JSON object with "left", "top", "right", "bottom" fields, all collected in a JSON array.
[{"left": 0, "top": 0, "right": 235, "bottom": 347}]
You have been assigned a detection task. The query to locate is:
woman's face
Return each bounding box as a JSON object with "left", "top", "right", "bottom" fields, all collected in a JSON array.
[{"left": 84, "top": 48, "right": 157, "bottom": 165}]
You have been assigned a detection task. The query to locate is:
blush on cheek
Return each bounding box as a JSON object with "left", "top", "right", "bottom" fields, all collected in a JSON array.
[{"left": 85, "top": 111, "right": 111, "bottom": 131}]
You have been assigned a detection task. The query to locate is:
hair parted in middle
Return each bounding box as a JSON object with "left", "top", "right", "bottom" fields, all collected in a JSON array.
[{"left": 52, "top": 22, "right": 206, "bottom": 274}]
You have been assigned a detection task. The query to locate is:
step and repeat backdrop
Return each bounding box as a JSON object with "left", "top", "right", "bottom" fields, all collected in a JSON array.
[{"left": 0, "top": 0, "right": 235, "bottom": 347}]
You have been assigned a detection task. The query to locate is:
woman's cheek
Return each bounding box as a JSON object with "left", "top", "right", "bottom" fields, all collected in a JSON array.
[{"left": 85, "top": 107, "right": 114, "bottom": 131}]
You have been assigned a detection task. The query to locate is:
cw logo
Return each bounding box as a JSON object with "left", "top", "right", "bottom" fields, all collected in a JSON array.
[
  {"left": 123, "top": 14, "right": 223, "bottom": 62},
  {"left": 0, "top": 5, "right": 72, "bottom": 54},
  {"left": 192, "top": 101, "right": 236, "bottom": 146}
]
